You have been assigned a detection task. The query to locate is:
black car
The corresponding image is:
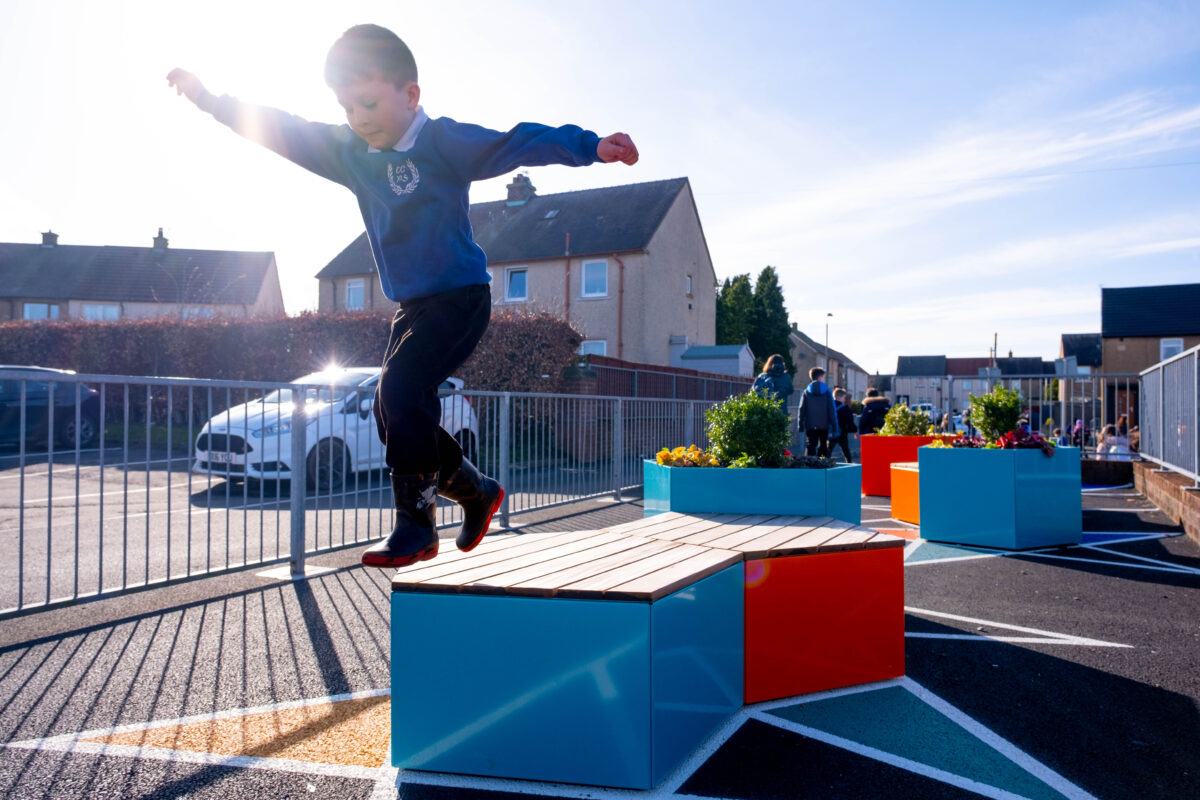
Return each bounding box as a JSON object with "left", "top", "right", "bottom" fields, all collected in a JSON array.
[{"left": 0, "top": 366, "right": 102, "bottom": 449}]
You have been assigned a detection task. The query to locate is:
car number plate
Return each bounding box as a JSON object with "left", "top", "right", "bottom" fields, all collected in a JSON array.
[{"left": 210, "top": 452, "right": 236, "bottom": 464}]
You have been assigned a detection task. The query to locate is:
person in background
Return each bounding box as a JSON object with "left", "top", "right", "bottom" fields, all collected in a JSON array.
[
  {"left": 939, "top": 412, "right": 952, "bottom": 433},
  {"left": 751, "top": 354, "right": 794, "bottom": 409},
  {"left": 858, "top": 388, "right": 891, "bottom": 436},
  {"left": 798, "top": 367, "right": 839, "bottom": 457},
  {"left": 1053, "top": 427, "right": 1071, "bottom": 447},
  {"left": 1116, "top": 414, "right": 1129, "bottom": 436},
  {"left": 831, "top": 388, "right": 857, "bottom": 462}
]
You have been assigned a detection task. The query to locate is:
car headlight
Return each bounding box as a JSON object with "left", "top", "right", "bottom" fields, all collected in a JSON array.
[{"left": 252, "top": 422, "right": 292, "bottom": 438}]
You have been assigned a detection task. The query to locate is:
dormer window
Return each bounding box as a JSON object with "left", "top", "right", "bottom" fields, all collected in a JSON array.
[{"left": 543, "top": 209, "right": 559, "bottom": 219}]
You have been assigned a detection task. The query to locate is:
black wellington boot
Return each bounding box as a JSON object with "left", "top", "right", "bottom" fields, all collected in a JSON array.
[
  {"left": 438, "top": 458, "right": 505, "bottom": 552},
  {"left": 361, "top": 472, "right": 440, "bottom": 568}
]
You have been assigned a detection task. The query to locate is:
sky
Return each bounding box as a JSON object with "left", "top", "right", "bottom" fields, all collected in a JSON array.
[{"left": 1, "top": 0, "right": 1198, "bottom": 375}]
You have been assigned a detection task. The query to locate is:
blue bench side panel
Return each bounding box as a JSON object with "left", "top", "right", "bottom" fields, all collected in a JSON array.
[
  {"left": 391, "top": 592, "right": 652, "bottom": 789},
  {"left": 650, "top": 563, "right": 744, "bottom": 785}
]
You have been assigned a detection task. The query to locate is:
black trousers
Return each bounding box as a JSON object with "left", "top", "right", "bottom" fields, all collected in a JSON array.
[
  {"left": 373, "top": 284, "right": 491, "bottom": 475},
  {"left": 805, "top": 428, "right": 829, "bottom": 457},
  {"left": 831, "top": 433, "right": 853, "bottom": 463}
]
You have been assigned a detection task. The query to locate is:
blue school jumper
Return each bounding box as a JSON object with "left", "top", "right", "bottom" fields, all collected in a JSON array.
[{"left": 209, "top": 98, "right": 602, "bottom": 302}]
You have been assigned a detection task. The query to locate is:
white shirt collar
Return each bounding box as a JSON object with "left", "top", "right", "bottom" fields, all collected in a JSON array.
[{"left": 367, "top": 106, "right": 429, "bottom": 153}]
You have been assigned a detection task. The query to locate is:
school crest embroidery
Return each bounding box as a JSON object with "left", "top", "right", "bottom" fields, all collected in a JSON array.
[{"left": 387, "top": 160, "right": 420, "bottom": 196}]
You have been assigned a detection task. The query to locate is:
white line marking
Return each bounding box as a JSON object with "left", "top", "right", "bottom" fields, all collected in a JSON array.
[
  {"left": 3, "top": 739, "right": 381, "bottom": 780},
  {"left": 903, "top": 540, "right": 923, "bottom": 561},
  {"left": 904, "top": 552, "right": 999, "bottom": 566},
  {"left": 5, "top": 687, "right": 391, "bottom": 749},
  {"left": 902, "top": 676, "right": 1101, "bottom": 800},
  {"left": 747, "top": 710, "right": 1031, "bottom": 800},
  {"left": 1080, "top": 485, "right": 1135, "bottom": 493},
  {"left": 654, "top": 710, "right": 748, "bottom": 795},
  {"left": 393, "top": 769, "right": 733, "bottom": 798},
  {"left": 369, "top": 738, "right": 400, "bottom": 800},
  {"left": 905, "top": 633, "right": 1128, "bottom": 646},
  {"left": 748, "top": 677, "right": 906, "bottom": 715},
  {"left": 1082, "top": 544, "right": 1200, "bottom": 575},
  {"left": 905, "top": 607, "right": 1131, "bottom": 648},
  {"left": 1016, "top": 551, "right": 1197, "bottom": 575}
]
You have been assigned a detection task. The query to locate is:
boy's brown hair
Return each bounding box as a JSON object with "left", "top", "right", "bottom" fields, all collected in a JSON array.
[
  {"left": 325, "top": 24, "right": 418, "bottom": 88},
  {"left": 809, "top": 367, "right": 825, "bottom": 381}
]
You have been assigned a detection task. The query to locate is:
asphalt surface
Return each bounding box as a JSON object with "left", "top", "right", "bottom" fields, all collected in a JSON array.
[{"left": 1, "top": 482, "right": 1198, "bottom": 799}]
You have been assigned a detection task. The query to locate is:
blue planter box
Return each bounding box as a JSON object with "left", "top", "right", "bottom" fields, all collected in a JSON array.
[
  {"left": 390, "top": 565, "right": 744, "bottom": 790},
  {"left": 643, "top": 461, "right": 862, "bottom": 524},
  {"left": 917, "top": 446, "right": 1081, "bottom": 549}
]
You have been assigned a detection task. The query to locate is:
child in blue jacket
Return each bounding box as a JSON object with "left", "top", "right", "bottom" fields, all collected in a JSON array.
[
  {"left": 797, "top": 367, "right": 839, "bottom": 457},
  {"left": 169, "top": 25, "right": 638, "bottom": 568}
]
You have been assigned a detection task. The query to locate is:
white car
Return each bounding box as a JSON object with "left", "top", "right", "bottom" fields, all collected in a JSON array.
[{"left": 193, "top": 367, "right": 479, "bottom": 489}]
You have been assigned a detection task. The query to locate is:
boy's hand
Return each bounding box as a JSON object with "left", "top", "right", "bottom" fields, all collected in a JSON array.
[
  {"left": 167, "top": 68, "right": 214, "bottom": 112},
  {"left": 597, "top": 133, "right": 639, "bottom": 165}
]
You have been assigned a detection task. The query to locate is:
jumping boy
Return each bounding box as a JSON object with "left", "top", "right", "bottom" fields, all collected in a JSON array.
[{"left": 168, "top": 25, "right": 638, "bottom": 568}]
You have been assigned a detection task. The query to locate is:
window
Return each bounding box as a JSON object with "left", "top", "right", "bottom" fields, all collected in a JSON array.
[
  {"left": 579, "top": 340, "right": 607, "bottom": 356},
  {"left": 581, "top": 260, "right": 607, "bottom": 297},
  {"left": 182, "top": 307, "right": 213, "bottom": 320},
  {"left": 961, "top": 380, "right": 972, "bottom": 391},
  {"left": 345, "top": 279, "right": 365, "bottom": 311},
  {"left": 1161, "top": 338, "right": 1184, "bottom": 361},
  {"left": 23, "top": 303, "right": 59, "bottom": 321},
  {"left": 505, "top": 268, "right": 528, "bottom": 302},
  {"left": 685, "top": 274, "right": 693, "bottom": 297},
  {"left": 80, "top": 303, "right": 120, "bottom": 321}
]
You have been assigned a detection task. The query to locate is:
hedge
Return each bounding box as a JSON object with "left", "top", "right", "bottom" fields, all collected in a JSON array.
[{"left": 0, "top": 309, "right": 583, "bottom": 393}]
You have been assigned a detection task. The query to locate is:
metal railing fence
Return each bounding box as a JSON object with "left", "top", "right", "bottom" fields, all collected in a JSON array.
[
  {"left": 1140, "top": 345, "right": 1200, "bottom": 483},
  {"left": 887, "top": 372, "right": 1141, "bottom": 451},
  {"left": 0, "top": 369, "right": 719, "bottom": 616}
]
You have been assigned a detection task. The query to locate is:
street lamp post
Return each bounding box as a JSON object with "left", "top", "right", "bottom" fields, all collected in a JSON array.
[{"left": 825, "top": 312, "right": 833, "bottom": 372}]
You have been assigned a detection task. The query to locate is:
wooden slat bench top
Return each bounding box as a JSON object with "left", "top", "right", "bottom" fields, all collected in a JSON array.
[
  {"left": 391, "top": 528, "right": 740, "bottom": 602},
  {"left": 891, "top": 461, "right": 920, "bottom": 471},
  {"left": 621, "top": 513, "right": 904, "bottom": 559},
  {"left": 391, "top": 515, "right": 904, "bottom": 600}
]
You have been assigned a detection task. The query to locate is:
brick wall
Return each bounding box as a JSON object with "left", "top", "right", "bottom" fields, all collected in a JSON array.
[{"left": 1133, "top": 461, "right": 1200, "bottom": 547}]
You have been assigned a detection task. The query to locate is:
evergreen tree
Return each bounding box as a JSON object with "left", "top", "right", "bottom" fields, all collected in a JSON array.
[
  {"left": 715, "top": 274, "right": 754, "bottom": 347},
  {"left": 750, "top": 266, "right": 794, "bottom": 374}
]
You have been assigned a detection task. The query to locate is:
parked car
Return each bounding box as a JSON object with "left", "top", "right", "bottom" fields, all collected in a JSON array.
[
  {"left": 0, "top": 366, "right": 101, "bottom": 449},
  {"left": 192, "top": 367, "right": 479, "bottom": 489}
]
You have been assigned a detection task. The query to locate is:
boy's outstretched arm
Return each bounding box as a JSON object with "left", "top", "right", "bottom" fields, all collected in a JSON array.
[
  {"left": 597, "top": 132, "right": 639, "bottom": 165},
  {"left": 166, "top": 68, "right": 216, "bottom": 113}
]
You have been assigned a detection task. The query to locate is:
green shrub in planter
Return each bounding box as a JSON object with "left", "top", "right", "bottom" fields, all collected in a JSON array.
[
  {"left": 705, "top": 391, "right": 791, "bottom": 468},
  {"left": 878, "top": 404, "right": 934, "bottom": 437},
  {"left": 968, "top": 385, "right": 1023, "bottom": 443}
]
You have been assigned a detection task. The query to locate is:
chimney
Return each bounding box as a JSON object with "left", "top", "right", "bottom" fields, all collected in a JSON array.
[
  {"left": 153, "top": 227, "right": 169, "bottom": 250},
  {"left": 505, "top": 173, "right": 536, "bottom": 205},
  {"left": 41, "top": 230, "right": 58, "bottom": 248}
]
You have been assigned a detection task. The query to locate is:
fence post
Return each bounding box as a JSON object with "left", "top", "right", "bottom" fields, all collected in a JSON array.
[
  {"left": 613, "top": 398, "right": 624, "bottom": 501},
  {"left": 1195, "top": 351, "right": 1199, "bottom": 487},
  {"left": 289, "top": 400, "right": 307, "bottom": 577},
  {"left": 685, "top": 402, "right": 695, "bottom": 448},
  {"left": 499, "top": 393, "right": 511, "bottom": 527}
]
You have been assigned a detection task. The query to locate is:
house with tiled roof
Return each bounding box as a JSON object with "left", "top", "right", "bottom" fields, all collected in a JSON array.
[
  {"left": 787, "top": 324, "right": 868, "bottom": 402},
  {"left": 1101, "top": 283, "right": 1200, "bottom": 373},
  {"left": 0, "top": 229, "right": 284, "bottom": 322},
  {"left": 316, "top": 176, "right": 717, "bottom": 367}
]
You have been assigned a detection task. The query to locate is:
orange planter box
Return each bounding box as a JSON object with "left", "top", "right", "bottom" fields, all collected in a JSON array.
[
  {"left": 860, "top": 434, "right": 957, "bottom": 496},
  {"left": 743, "top": 546, "right": 905, "bottom": 702},
  {"left": 890, "top": 462, "right": 920, "bottom": 524}
]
